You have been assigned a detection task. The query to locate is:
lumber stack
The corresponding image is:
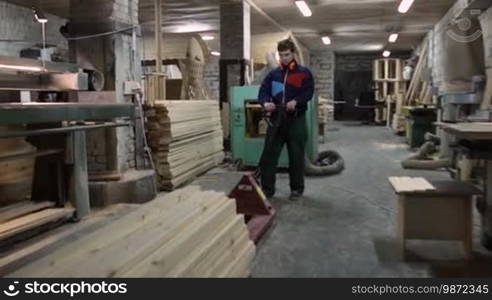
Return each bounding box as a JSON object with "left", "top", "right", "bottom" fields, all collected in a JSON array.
[
  {"left": 388, "top": 176, "right": 436, "bottom": 193},
  {"left": 0, "top": 126, "right": 36, "bottom": 205},
  {"left": 8, "top": 186, "right": 255, "bottom": 278},
  {"left": 145, "top": 100, "right": 225, "bottom": 191},
  {"left": 405, "top": 42, "right": 429, "bottom": 106}
]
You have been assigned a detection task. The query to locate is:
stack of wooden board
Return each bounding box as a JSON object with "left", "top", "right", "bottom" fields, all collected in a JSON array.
[
  {"left": 8, "top": 186, "right": 255, "bottom": 278},
  {"left": 388, "top": 176, "right": 436, "bottom": 193},
  {"left": 0, "top": 201, "right": 74, "bottom": 246},
  {"left": 146, "top": 101, "right": 224, "bottom": 191}
]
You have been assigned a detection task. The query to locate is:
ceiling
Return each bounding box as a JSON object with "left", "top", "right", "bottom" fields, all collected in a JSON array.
[{"left": 3, "top": 0, "right": 457, "bottom": 53}]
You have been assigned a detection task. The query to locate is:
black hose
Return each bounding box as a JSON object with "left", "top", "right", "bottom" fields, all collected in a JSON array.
[{"left": 305, "top": 150, "right": 344, "bottom": 176}]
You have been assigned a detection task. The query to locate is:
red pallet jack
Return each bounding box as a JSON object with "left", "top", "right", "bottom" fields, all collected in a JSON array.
[{"left": 228, "top": 172, "right": 276, "bottom": 244}]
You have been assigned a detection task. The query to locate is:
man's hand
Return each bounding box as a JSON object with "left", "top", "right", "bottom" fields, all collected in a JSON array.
[
  {"left": 286, "top": 100, "right": 297, "bottom": 112},
  {"left": 264, "top": 102, "right": 276, "bottom": 112}
]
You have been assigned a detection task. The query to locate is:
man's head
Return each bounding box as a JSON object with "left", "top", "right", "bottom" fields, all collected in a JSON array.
[{"left": 277, "top": 39, "right": 296, "bottom": 66}]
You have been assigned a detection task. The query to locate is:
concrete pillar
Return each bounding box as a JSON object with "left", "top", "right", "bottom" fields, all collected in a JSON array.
[
  {"left": 69, "top": 0, "right": 141, "bottom": 173},
  {"left": 219, "top": 0, "right": 251, "bottom": 145}
]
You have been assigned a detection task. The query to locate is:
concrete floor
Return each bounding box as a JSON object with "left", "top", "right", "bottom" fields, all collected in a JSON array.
[{"left": 193, "top": 122, "right": 492, "bottom": 277}]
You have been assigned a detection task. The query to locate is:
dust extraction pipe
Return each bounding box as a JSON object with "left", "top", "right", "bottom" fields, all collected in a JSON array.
[{"left": 305, "top": 150, "right": 344, "bottom": 176}]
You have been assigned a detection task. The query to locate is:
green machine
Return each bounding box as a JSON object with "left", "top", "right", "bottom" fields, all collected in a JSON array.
[{"left": 230, "top": 85, "right": 318, "bottom": 168}]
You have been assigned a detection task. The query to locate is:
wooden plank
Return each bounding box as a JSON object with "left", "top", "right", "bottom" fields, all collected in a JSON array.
[
  {"left": 51, "top": 192, "right": 227, "bottom": 277},
  {"left": 8, "top": 186, "right": 202, "bottom": 277},
  {"left": 219, "top": 241, "right": 256, "bottom": 278},
  {"left": 120, "top": 199, "right": 237, "bottom": 277},
  {"left": 0, "top": 208, "right": 74, "bottom": 242},
  {"left": 0, "top": 204, "right": 138, "bottom": 276},
  {"left": 202, "top": 230, "right": 251, "bottom": 277},
  {"left": 169, "top": 215, "right": 248, "bottom": 277},
  {"left": 0, "top": 201, "right": 55, "bottom": 224}
]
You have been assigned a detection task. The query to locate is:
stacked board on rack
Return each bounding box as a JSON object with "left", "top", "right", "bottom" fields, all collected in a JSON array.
[
  {"left": 8, "top": 186, "right": 255, "bottom": 278},
  {"left": 145, "top": 100, "right": 224, "bottom": 191}
]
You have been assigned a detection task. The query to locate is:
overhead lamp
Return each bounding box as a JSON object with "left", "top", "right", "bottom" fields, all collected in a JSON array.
[
  {"left": 32, "top": 8, "right": 48, "bottom": 23},
  {"left": 398, "top": 0, "right": 415, "bottom": 14},
  {"left": 201, "top": 35, "right": 215, "bottom": 41},
  {"left": 321, "top": 36, "right": 331, "bottom": 45},
  {"left": 382, "top": 50, "right": 391, "bottom": 57},
  {"left": 0, "top": 64, "right": 44, "bottom": 72},
  {"left": 295, "top": 1, "right": 312, "bottom": 17},
  {"left": 211, "top": 51, "right": 221, "bottom": 56},
  {"left": 388, "top": 33, "right": 399, "bottom": 43}
]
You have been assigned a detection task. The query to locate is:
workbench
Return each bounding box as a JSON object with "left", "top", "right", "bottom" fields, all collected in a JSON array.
[
  {"left": 438, "top": 122, "right": 492, "bottom": 250},
  {"left": 0, "top": 103, "right": 134, "bottom": 221}
]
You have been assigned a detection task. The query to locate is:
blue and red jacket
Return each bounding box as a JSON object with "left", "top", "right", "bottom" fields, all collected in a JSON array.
[{"left": 258, "top": 60, "right": 315, "bottom": 114}]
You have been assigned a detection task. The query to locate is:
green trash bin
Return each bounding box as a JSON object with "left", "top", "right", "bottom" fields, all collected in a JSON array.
[{"left": 406, "top": 107, "right": 437, "bottom": 148}]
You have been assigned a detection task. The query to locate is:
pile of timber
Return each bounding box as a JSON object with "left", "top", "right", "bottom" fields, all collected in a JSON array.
[
  {"left": 145, "top": 101, "right": 224, "bottom": 191},
  {"left": 0, "top": 201, "right": 74, "bottom": 247},
  {"left": 405, "top": 42, "right": 432, "bottom": 106},
  {"left": 318, "top": 96, "right": 332, "bottom": 125},
  {"left": 8, "top": 186, "right": 255, "bottom": 278}
]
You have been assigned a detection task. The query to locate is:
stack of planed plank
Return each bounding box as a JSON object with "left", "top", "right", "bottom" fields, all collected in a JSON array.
[
  {"left": 145, "top": 100, "right": 224, "bottom": 191},
  {"left": 8, "top": 186, "right": 255, "bottom": 278}
]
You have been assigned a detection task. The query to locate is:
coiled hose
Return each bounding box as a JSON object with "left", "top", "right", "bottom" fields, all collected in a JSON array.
[{"left": 305, "top": 150, "right": 345, "bottom": 176}]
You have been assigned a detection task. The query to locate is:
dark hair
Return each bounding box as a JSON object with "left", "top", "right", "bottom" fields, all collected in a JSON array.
[{"left": 277, "top": 39, "right": 296, "bottom": 53}]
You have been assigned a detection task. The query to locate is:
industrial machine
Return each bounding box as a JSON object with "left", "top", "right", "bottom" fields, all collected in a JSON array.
[
  {"left": 230, "top": 85, "right": 318, "bottom": 168},
  {"left": 0, "top": 54, "right": 136, "bottom": 247},
  {"left": 437, "top": 75, "right": 492, "bottom": 250}
]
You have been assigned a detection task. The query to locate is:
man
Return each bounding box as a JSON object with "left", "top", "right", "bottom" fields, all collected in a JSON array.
[{"left": 258, "top": 39, "right": 315, "bottom": 200}]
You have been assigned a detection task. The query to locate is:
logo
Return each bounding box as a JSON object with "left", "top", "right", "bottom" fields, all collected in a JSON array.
[
  {"left": 3, "top": 281, "right": 20, "bottom": 297},
  {"left": 447, "top": 9, "right": 483, "bottom": 43}
]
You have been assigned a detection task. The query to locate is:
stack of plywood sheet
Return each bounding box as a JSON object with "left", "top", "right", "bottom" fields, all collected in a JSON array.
[
  {"left": 146, "top": 100, "right": 224, "bottom": 191},
  {"left": 8, "top": 186, "right": 255, "bottom": 278}
]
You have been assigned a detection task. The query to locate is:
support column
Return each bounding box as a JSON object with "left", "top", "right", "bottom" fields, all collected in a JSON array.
[{"left": 220, "top": 0, "right": 251, "bottom": 146}]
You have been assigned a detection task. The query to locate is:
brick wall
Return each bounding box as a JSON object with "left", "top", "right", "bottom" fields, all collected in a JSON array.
[
  {"left": 310, "top": 50, "right": 335, "bottom": 100},
  {"left": 204, "top": 56, "right": 220, "bottom": 100},
  {"left": 0, "top": 1, "right": 68, "bottom": 57}
]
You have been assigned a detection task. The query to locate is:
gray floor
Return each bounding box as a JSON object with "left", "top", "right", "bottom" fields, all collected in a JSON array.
[{"left": 193, "top": 122, "right": 492, "bottom": 278}]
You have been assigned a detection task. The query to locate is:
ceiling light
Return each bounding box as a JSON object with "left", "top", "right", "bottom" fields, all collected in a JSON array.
[
  {"left": 201, "top": 35, "right": 215, "bottom": 41},
  {"left": 0, "top": 64, "right": 44, "bottom": 72},
  {"left": 295, "top": 1, "right": 312, "bottom": 17},
  {"left": 388, "top": 33, "right": 399, "bottom": 43},
  {"left": 211, "top": 51, "right": 221, "bottom": 56},
  {"left": 398, "top": 0, "right": 415, "bottom": 14},
  {"left": 32, "top": 8, "right": 48, "bottom": 23},
  {"left": 382, "top": 50, "right": 391, "bottom": 57},
  {"left": 321, "top": 36, "right": 331, "bottom": 45}
]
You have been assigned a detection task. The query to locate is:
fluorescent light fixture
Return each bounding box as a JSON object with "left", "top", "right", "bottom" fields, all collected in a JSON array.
[
  {"left": 295, "top": 1, "right": 312, "bottom": 17},
  {"left": 388, "top": 33, "right": 399, "bottom": 43},
  {"left": 32, "top": 8, "right": 48, "bottom": 23},
  {"left": 211, "top": 51, "right": 221, "bottom": 56},
  {"left": 321, "top": 36, "right": 331, "bottom": 45},
  {"left": 0, "top": 64, "right": 43, "bottom": 72},
  {"left": 382, "top": 50, "right": 391, "bottom": 57},
  {"left": 398, "top": 0, "right": 415, "bottom": 14},
  {"left": 201, "top": 35, "right": 215, "bottom": 41}
]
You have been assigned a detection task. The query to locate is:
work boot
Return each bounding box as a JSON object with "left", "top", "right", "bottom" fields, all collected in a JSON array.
[{"left": 289, "top": 190, "right": 303, "bottom": 201}]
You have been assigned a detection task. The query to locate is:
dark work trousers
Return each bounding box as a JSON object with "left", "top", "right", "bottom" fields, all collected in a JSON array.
[{"left": 259, "top": 111, "right": 307, "bottom": 197}]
